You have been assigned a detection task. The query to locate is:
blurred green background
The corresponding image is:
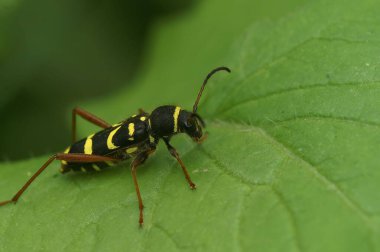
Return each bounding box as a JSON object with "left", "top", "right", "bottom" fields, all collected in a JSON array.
[
  {"left": 0, "top": 0, "right": 194, "bottom": 160},
  {"left": 0, "top": 0, "right": 305, "bottom": 160}
]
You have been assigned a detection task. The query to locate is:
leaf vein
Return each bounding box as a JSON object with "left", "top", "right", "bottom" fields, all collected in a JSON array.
[
  {"left": 217, "top": 81, "right": 380, "bottom": 116},
  {"left": 200, "top": 147, "right": 302, "bottom": 251},
  {"left": 141, "top": 148, "right": 200, "bottom": 251},
  {"left": 198, "top": 147, "right": 265, "bottom": 188},
  {"left": 268, "top": 114, "right": 380, "bottom": 129},
  {"left": 271, "top": 187, "right": 302, "bottom": 252},
  {"left": 211, "top": 120, "right": 374, "bottom": 225}
]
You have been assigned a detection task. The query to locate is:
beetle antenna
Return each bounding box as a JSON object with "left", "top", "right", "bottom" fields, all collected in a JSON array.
[{"left": 193, "top": 66, "right": 231, "bottom": 113}]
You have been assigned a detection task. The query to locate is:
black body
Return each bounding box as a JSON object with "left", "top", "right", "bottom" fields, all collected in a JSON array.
[
  {"left": 60, "top": 105, "right": 203, "bottom": 173},
  {"left": 61, "top": 113, "right": 153, "bottom": 173},
  {"left": 0, "top": 66, "right": 231, "bottom": 226}
]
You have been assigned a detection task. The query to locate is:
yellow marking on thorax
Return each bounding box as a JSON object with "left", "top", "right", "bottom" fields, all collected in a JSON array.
[
  {"left": 107, "top": 126, "right": 121, "bottom": 150},
  {"left": 128, "top": 137, "right": 134, "bottom": 141},
  {"left": 61, "top": 146, "right": 71, "bottom": 165},
  {"left": 128, "top": 123, "right": 135, "bottom": 136},
  {"left": 126, "top": 147, "right": 138, "bottom": 154},
  {"left": 173, "top": 106, "right": 181, "bottom": 132},
  {"left": 140, "top": 116, "right": 146, "bottom": 121},
  {"left": 84, "top": 134, "right": 95, "bottom": 154}
]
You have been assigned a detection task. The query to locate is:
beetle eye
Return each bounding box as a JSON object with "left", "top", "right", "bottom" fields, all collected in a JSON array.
[{"left": 185, "top": 118, "right": 193, "bottom": 128}]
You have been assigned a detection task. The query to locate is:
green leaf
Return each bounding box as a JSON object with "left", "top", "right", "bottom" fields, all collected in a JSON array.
[{"left": 1, "top": 0, "right": 380, "bottom": 251}]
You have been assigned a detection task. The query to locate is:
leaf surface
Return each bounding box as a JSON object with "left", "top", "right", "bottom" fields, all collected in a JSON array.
[{"left": 1, "top": 0, "right": 380, "bottom": 251}]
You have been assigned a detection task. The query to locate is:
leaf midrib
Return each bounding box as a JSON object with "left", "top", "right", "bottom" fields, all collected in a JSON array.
[
  {"left": 137, "top": 118, "right": 376, "bottom": 251},
  {"left": 216, "top": 81, "right": 380, "bottom": 117}
]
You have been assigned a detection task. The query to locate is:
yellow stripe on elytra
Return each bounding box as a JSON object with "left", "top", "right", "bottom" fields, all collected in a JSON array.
[
  {"left": 126, "top": 147, "right": 138, "bottom": 154},
  {"left": 128, "top": 123, "right": 135, "bottom": 136},
  {"left": 107, "top": 126, "right": 121, "bottom": 150},
  {"left": 64, "top": 147, "right": 70, "bottom": 153},
  {"left": 173, "top": 106, "right": 181, "bottom": 132},
  {"left": 84, "top": 134, "right": 94, "bottom": 154},
  {"left": 61, "top": 146, "right": 71, "bottom": 165},
  {"left": 81, "top": 167, "right": 87, "bottom": 172}
]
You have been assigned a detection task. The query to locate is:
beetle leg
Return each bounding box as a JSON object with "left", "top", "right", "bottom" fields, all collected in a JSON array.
[
  {"left": 130, "top": 152, "right": 149, "bottom": 227},
  {"left": 72, "top": 107, "right": 112, "bottom": 142},
  {"left": 163, "top": 139, "right": 196, "bottom": 190},
  {"left": 0, "top": 153, "right": 119, "bottom": 207}
]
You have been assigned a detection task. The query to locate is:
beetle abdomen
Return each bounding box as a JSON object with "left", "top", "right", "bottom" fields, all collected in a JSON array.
[{"left": 60, "top": 113, "right": 151, "bottom": 173}]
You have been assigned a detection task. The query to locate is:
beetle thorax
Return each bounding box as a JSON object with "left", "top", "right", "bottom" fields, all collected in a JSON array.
[{"left": 149, "top": 105, "right": 187, "bottom": 137}]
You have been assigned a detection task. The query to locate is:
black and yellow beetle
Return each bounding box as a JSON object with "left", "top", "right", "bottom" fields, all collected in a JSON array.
[{"left": 0, "top": 67, "right": 231, "bottom": 226}]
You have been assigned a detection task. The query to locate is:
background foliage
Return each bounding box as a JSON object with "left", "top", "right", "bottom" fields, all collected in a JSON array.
[{"left": 1, "top": 0, "right": 380, "bottom": 251}]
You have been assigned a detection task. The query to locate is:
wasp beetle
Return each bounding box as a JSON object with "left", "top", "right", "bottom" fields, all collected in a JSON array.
[{"left": 0, "top": 67, "right": 231, "bottom": 226}]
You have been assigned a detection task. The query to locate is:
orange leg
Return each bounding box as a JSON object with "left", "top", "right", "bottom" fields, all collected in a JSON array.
[
  {"left": 0, "top": 153, "right": 119, "bottom": 207},
  {"left": 163, "top": 139, "right": 196, "bottom": 190},
  {"left": 130, "top": 153, "right": 149, "bottom": 227},
  {"left": 72, "top": 107, "right": 111, "bottom": 142}
]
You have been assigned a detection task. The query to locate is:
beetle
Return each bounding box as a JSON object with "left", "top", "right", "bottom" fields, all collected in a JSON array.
[{"left": 0, "top": 66, "right": 231, "bottom": 226}]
